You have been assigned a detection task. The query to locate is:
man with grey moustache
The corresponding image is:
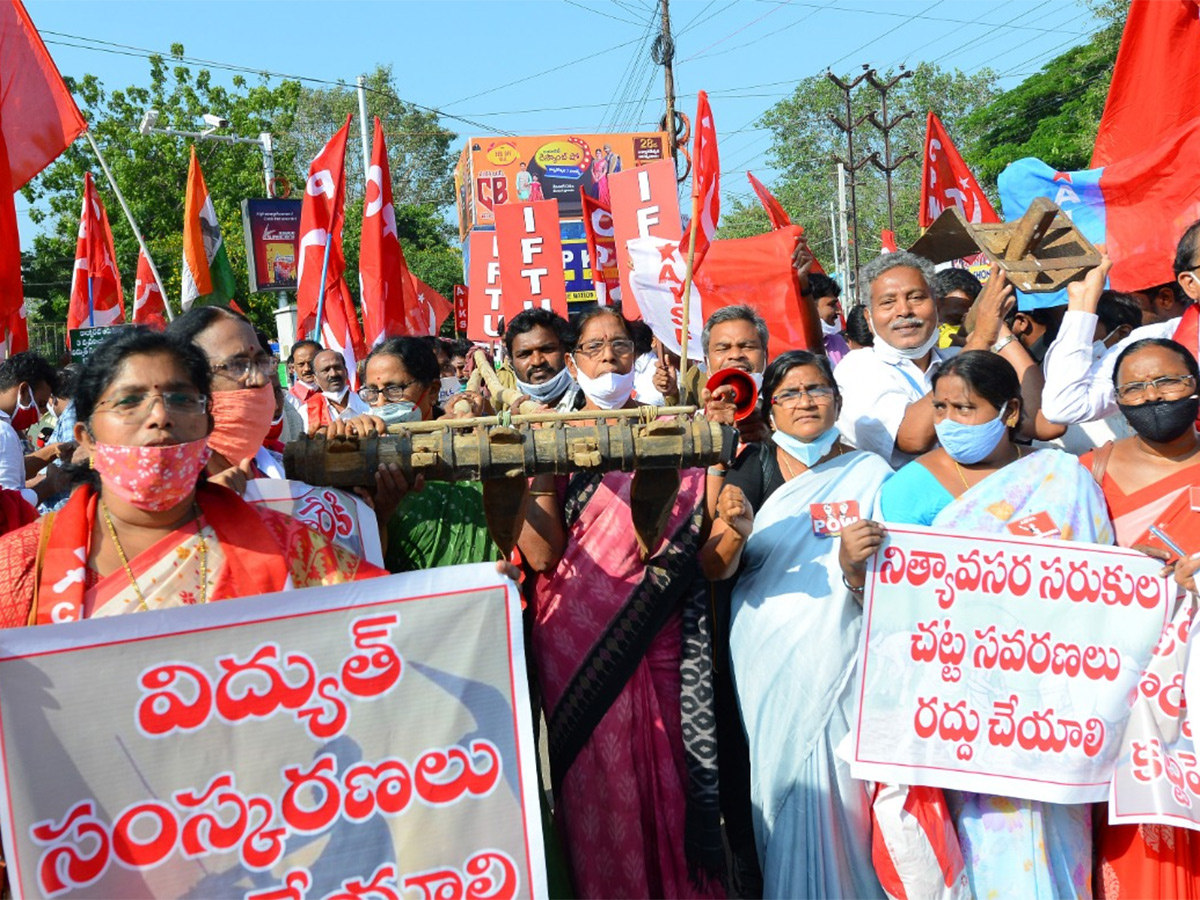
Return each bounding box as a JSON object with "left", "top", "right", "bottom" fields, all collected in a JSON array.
[{"left": 835, "top": 250, "right": 1038, "bottom": 468}]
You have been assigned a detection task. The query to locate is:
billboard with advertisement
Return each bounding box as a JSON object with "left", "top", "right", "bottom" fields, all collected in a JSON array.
[
  {"left": 454, "top": 131, "right": 669, "bottom": 241},
  {"left": 241, "top": 198, "right": 303, "bottom": 293}
]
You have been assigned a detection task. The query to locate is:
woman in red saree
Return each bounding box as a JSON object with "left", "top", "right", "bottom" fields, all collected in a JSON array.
[
  {"left": 1083, "top": 337, "right": 1200, "bottom": 899},
  {"left": 0, "top": 329, "right": 383, "bottom": 628},
  {"left": 518, "top": 308, "right": 724, "bottom": 899}
]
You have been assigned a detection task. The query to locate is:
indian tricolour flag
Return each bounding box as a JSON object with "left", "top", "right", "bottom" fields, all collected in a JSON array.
[{"left": 181, "top": 145, "right": 237, "bottom": 309}]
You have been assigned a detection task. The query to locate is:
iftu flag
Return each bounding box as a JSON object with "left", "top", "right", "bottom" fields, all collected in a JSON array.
[
  {"left": 67, "top": 172, "right": 124, "bottom": 338},
  {"left": 360, "top": 116, "right": 419, "bottom": 345},
  {"left": 296, "top": 115, "right": 366, "bottom": 376},
  {"left": 0, "top": 0, "right": 87, "bottom": 354},
  {"left": 132, "top": 247, "right": 167, "bottom": 331},
  {"left": 1091, "top": 0, "right": 1200, "bottom": 169},
  {"left": 919, "top": 112, "right": 998, "bottom": 229}
]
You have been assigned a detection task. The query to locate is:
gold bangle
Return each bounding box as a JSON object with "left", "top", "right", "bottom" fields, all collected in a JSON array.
[{"left": 528, "top": 490, "right": 557, "bottom": 497}]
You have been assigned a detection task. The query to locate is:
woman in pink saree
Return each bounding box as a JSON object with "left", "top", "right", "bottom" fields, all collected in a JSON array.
[
  {"left": 519, "top": 308, "right": 724, "bottom": 899},
  {"left": 591, "top": 149, "right": 611, "bottom": 207}
]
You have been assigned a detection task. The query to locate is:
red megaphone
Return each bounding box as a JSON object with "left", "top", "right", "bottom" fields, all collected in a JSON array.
[{"left": 705, "top": 368, "right": 759, "bottom": 421}]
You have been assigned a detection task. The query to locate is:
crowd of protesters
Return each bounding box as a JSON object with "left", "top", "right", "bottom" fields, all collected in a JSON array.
[{"left": 0, "top": 221, "right": 1196, "bottom": 900}]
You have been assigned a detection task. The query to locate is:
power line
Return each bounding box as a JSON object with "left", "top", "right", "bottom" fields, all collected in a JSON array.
[
  {"left": 563, "top": 0, "right": 644, "bottom": 27},
  {"left": 678, "top": 0, "right": 796, "bottom": 63}
]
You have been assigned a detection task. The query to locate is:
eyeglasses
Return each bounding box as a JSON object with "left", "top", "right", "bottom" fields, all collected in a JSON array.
[
  {"left": 771, "top": 385, "right": 836, "bottom": 407},
  {"left": 94, "top": 392, "right": 209, "bottom": 422},
  {"left": 358, "top": 384, "right": 417, "bottom": 403},
  {"left": 574, "top": 338, "right": 636, "bottom": 358},
  {"left": 210, "top": 356, "right": 279, "bottom": 382},
  {"left": 1115, "top": 374, "right": 1197, "bottom": 404}
]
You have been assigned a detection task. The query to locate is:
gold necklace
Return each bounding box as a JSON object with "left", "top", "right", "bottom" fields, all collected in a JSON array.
[{"left": 100, "top": 502, "right": 207, "bottom": 612}]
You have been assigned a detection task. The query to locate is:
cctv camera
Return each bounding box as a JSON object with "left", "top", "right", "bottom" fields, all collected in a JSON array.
[
  {"left": 138, "top": 109, "right": 159, "bottom": 135},
  {"left": 202, "top": 113, "right": 230, "bottom": 129}
]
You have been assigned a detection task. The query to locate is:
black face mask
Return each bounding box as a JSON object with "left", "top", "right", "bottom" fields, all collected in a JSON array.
[
  {"left": 1118, "top": 395, "right": 1200, "bottom": 443},
  {"left": 1026, "top": 334, "right": 1049, "bottom": 366}
]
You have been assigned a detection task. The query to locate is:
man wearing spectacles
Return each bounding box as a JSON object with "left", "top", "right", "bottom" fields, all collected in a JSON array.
[
  {"left": 1043, "top": 220, "right": 1200, "bottom": 437},
  {"left": 299, "top": 349, "right": 369, "bottom": 433}
]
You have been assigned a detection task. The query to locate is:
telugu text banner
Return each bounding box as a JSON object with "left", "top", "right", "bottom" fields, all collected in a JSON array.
[
  {"left": 0, "top": 564, "right": 546, "bottom": 900},
  {"left": 852, "top": 525, "right": 1172, "bottom": 804}
]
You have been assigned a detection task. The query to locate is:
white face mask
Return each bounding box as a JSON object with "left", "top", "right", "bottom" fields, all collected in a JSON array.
[
  {"left": 870, "top": 315, "right": 940, "bottom": 363},
  {"left": 322, "top": 387, "right": 349, "bottom": 405},
  {"left": 820, "top": 318, "right": 841, "bottom": 337},
  {"left": 571, "top": 358, "right": 636, "bottom": 409},
  {"left": 516, "top": 366, "right": 575, "bottom": 404},
  {"left": 749, "top": 372, "right": 764, "bottom": 390}
]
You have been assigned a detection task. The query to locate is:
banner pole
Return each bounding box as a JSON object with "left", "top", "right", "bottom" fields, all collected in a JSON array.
[
  {"left": 356, "top": 76, "right": 371, "bottom": 185},
  {"left": 85, "top": 131, "right": 175, "bottom": 321},
  {"left": 312, "top": 236, "right": 334, "bottom": 342},
  {"left": 677, "top": 191, "right": 702, "bottom": 391},
  {"left": 87, "top": 275, "right": 94, "bottom": 328}
]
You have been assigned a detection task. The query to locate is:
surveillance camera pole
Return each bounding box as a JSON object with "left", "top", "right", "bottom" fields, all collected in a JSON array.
[{"left": 138, "top": 116, "right": 276, "bottom": 198}]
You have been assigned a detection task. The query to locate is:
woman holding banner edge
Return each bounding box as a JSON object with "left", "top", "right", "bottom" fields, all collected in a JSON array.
[
  {"left": 0, "top": 329, "right": 386, "bottom": 625},
  {"left": 850, "top": 348, "right": 1113, "bottom": 899},
  {"left": 702, "top": 348, "right": 893, "bottom": 899}
]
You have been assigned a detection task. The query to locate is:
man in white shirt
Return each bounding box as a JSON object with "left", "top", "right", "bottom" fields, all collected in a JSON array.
[
  {"left": 1043, "top": 223, "right": 1199, "bottom": 428},
  {"left": 299, "top": 349, "right": 369, "bottom": 432},
  {"left": 0, "top": 351, "right": 65, "bottom": 506},
  {"left": 835, "top": 251, "right": 1041, "bottom": 468}
]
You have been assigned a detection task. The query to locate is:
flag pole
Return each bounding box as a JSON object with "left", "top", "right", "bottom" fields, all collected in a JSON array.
[
  {"left": 311, "top": 236, "right": 335, "bottom": 342},
  {"left": 87, "top": 276, "right": 94, "bottom": 327},
  {"left": 84, "top": 131, "right": 175, "bottom": 321},
  {"left": 677, "top": 191, "right": 702, "bottom": 392}
]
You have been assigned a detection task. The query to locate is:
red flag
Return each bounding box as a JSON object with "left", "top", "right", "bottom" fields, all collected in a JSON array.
[
  {"left": 67, "top": 172, "right": 124, "bottom": 339},
  {"left": 132, "top": 247, "right": 166, "bottom": 330},
  {"left": 0, "top": 0, "right": 88, "bottom": 342},
  {"left": 580, "top": 189, "right": 620, "bottom": 306},
  {"left": 881, "top": 230, "right": 899, "bottom": 253},
  {"left": 296, "top": 115, "right": 365, "bottom": 377},
  {"left": 919, "top": 112, "right": 998, "bottom": 229},
  {"left": 360, "top": 116, "right": 419, "bottom": 346},
  {"left": 1, "top": 308, "right": 27, "bottom": 357},
  {"left": 1092, "top": 0, "right": 1200, "bottom": 169},
  {"left": 0, "top": 0, "right": 86, "bottom": 190},
  {"left": 681, "top": 90, "right": 720, "bottom": 273},
  {"left": 409, "top": 274, "right": 452, "bottom": 336},
  {"left": 747, "top": 171, "right": 791, "bottom": 229}
]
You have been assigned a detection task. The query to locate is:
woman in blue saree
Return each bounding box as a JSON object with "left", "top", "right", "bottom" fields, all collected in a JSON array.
[{"left": 865, "top": 350, "right": 1113, "bottom": 899}]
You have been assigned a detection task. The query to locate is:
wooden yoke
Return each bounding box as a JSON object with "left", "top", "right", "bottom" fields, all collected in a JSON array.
[
  {"left": 284, "top": 410, "right": 738, "bottom": 557},
  {"left": 908, "top": 197, "right": 1101, "bottom": 292}
]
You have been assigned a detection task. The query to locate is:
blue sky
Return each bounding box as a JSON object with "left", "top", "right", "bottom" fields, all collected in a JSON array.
[{"left": 21, "top": 0, "right": 1103, "bottom": 247}]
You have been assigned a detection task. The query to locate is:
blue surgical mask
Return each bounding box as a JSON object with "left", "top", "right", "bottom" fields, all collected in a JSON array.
[
  {"left": 515, "top": 366, "right": 575, "bottom": 404},
  {"left": 772, "top": 426, "right": 841, "bottom": 468},
  {"left": 935, "top": 403, "right": 1009, "bottom": 464},
  {"left": 375, "top": 400, "right": 422, "bottom": 427}
]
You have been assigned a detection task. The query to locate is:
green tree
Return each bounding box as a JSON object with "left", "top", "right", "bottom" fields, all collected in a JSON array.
[
  {"left": 718, "top": 62, "right": 998, "bottom": 278},
  {"left": 23, "top": 45, "right": 304, "bottom": 330},
  {"left": 961, "top": 6, "right": 1124, "bottom": 185}
]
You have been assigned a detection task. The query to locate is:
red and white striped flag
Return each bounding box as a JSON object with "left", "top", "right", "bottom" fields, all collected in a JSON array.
[
  {"left": 296, "top": 115, "right": 366, "bottom": 378},
  {"left": 132, "top": 246, "right": 166, "bottom": 330},
  {"left": 360, "top": 116, "right": 419, "bottom": 345},
  {"left": 67, "top": 172, "right": 124, "bottom": 339}
]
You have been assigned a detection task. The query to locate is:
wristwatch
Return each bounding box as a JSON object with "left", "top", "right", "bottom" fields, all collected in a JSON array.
[{"left": 991, "top": 334, "right": 1017, "bottom": 354}]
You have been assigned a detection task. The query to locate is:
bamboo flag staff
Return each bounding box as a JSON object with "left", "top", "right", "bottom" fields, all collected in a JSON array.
[{"left": 677, "top": 190, "right": 702, "bottom": 389}]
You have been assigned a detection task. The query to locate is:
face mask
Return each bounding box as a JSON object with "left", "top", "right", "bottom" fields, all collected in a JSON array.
[
  {"left": 571, "top": 359, "right": 636, "bottom": 410},
  {"left": 375, "top": 400, "right": 423, "bottom": 427},
  {"left": 11, "top": 385, "right": 40, "bottom": 431},
  {"left": 871, "top": 325, "right": 940, "bottom": 364},
  {"left": 92, "top": 438, "right": 211, "bottom": 512},
  {"left": 516, "top": 366, "right": 575, "bottom": 404},
  {"left": 749, "top": 372, "right": 764, "bottom": 390},
  {"left": 820, "top": 318, "right": 841, "bottom": 337},
  {"left": 1118, "top": 395, "right": 1200, "bottom": 443},
  {"left": 935, "top": 403, "right": 1010, "bottom": 465},
  {"left": 772, "top": 426, "right": 841, "bottom": 468},
  {"left": 208, "top": 384, "right": 276, "bottom": 464},
  {"left": 322, "top": 387, "right": 349, "bottom": 405}
]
